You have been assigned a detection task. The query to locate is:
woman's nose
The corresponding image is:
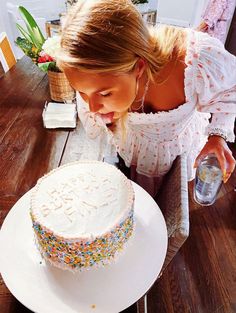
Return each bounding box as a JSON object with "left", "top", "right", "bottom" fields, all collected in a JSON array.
[{"left": 89, "top": 97, "right": 103, "bottom": 112}]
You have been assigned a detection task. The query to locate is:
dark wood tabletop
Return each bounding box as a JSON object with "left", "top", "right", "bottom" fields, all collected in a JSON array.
[{"left": 0, "top": 56, "right": 69, "bottom": 312}]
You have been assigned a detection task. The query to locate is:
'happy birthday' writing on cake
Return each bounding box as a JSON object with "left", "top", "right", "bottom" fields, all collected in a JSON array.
[{"left": 40, "top": 173, "right": 118, "bottom": 223}]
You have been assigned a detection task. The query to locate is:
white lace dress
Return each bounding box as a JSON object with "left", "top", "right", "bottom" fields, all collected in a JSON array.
[{"left": 76, "top": 29, "right": 236, "bottom": 184}]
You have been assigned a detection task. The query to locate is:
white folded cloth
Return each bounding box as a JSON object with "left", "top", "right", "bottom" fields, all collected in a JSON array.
[{"left": 42, "top": 102, "right": 77, "bottom": 128}]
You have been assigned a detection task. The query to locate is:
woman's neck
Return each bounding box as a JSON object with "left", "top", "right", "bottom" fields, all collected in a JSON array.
[{"left": 137, "top": 55, "right": 187, "bottom": 113}]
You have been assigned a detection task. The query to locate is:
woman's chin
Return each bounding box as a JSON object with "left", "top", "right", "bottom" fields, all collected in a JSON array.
[
  {"left": 113, "top": 111, "right": 128, "bottom": 120},
  {"left": 97, "top": 110, "right": 127, "bottom": 124},
  {"left": 98, "top": 112, "right": 114, "bottom": 124}
]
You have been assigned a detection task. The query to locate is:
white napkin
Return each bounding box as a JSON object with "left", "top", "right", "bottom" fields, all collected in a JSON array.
[{"left": 42, "top": 102, "right": 77, "bottom": 128}]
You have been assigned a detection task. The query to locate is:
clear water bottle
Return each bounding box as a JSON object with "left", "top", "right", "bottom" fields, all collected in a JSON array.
[{"left": 194, "top": 154, "right": 223, "bottom": 206}]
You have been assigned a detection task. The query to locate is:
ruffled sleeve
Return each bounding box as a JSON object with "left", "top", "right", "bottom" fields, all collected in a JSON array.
[{"left": 194, "top": 32, "right": 236, "bottom": 142}]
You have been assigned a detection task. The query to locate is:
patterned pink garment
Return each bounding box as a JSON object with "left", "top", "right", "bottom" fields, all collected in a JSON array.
[
  {"left": 202, "top": 0, "right": 236, "bottom": 41},
  {"left": 76, "top": 29, "right": 236, "bottom": 184}
]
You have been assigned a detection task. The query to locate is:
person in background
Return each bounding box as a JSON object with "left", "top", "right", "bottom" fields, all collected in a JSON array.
[
  {"left": 197, "top": 0, "right": 236, "bottom": 42},
  {"left": 57, "top": 0, "right": 236, "bottom": 196}
]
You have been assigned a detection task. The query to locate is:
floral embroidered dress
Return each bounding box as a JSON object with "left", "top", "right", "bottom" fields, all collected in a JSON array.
[
  {"left": 76, "top": 29, "right": 236, "bottom": 181},
  {"left": 201, "top": 0, "right": 236, "bottom": 41}
]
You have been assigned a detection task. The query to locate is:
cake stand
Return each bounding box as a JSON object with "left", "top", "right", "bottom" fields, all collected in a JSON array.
[{"left": 0, "top": 182, "right": 167, "bottom": 313}]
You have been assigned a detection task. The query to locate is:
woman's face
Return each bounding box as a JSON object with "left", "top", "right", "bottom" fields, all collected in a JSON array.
[{"left": 64, "top": 67, "right": 137, "bottom": 123}]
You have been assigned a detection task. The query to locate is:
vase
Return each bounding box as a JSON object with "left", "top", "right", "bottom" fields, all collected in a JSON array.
[{"left": 48, "top": 70, "right": 75, "bottom": 102}]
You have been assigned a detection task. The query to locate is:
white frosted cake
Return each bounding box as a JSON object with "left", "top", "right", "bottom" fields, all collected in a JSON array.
[{"left": 30, "top": 161, "right": 134, "bottom": 271}]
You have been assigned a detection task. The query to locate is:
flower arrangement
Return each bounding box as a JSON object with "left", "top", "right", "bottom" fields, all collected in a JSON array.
[
  {"left": 38, "top": 36, "right": 61, "bottom": 72},
  {"left": 15, "top": 6, "right": 75, "bottom": 102},
  {"left": 15, "top": 6, "right": 61, "bottom": 72}
]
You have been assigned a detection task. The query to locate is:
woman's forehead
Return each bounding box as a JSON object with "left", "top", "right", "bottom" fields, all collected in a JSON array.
[
  {"left": 66, "top": 67, "right": 128, "bottom": 78},
  {"left": 65, "top": 67, "right": 131, "bottom": 89},
  {"left": 65, "top": 68, "right": 130, "bottom": 83}
]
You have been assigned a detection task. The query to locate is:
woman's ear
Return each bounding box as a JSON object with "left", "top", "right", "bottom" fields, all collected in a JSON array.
[{"left": 135, "top": 58, "right": 146, "bottom": 79}]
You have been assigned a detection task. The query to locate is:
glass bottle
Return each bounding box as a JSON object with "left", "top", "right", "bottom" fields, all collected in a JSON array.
[{"left": 194, "top": 154, "right": 223, "bottom": 206}]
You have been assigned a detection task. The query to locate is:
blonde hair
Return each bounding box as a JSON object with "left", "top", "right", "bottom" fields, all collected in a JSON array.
[{"left": 57, "top": 0, "right": 186, "bottom": 81}]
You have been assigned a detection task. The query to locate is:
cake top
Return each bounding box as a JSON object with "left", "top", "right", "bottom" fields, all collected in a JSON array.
[{"left": 31, "top": 161, "right": 134, "bottom": 239}]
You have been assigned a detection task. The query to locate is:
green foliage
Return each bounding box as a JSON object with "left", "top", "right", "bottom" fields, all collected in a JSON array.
[
  {"left": 16, "top": 6, "right": 45, "bottom": 50},
  {"left": 15, "top": 37, "right": 39, "bottom": 61},
  {"left": 38, "top": 61, "right": 61, "bottom": 72}
]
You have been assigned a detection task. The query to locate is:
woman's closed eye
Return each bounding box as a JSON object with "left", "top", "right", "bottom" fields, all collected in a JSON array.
[
  {"left": 79, "top": 91, "right": 112, "bottom": 98},
  {"left": 100, "top": 92, "right": 112, "bottom": 97}
]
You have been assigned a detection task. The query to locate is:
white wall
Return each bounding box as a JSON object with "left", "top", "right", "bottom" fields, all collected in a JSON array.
[
  {"left": 0, "top": 2, "right": 6, "bottom": 34},
  {"left": 156, "top": 0, "right": 207, "bottom": 27},
  {"left": 136, "top": 0, "right": 208, "bottom": 27},
  {"left": 3, "top": 0, "right": 66, "bottom": 21},
  {"left": 0, "top": 0, "right": 15, "bottom": 49},
  {"left": 0, "top": 0, "right": 66, "bottom": 58}
]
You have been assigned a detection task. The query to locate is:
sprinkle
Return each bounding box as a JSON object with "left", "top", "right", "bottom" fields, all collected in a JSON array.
[
  {"left": 64, "top": 196, "right": 73, "bottom": 201},
  {"left": 65, "top": 207, "right": 76, "bottom": 215},
  {"left": 54, "top": 203, "right": 62, "bottom": 210},
  {"left": 109, "top": 199, "right": 117, "bottom": 204},
  {"left": 82, "top": 200, "right": 97, "bottom": 208},
  {"left": 66, "top": 214, "right": 75, "bottom": 223},
  {"left": 110, "top": 187, "right": 117, "bottom": 191},
  {"left": 31, "top": 210, "right": 134, "bottom": 271},
  {"left": 41, "top": 206, "right": 50, "bottom": 217},
  {"left": 100, "top": 202, "right": 109, "bottom": 207}
]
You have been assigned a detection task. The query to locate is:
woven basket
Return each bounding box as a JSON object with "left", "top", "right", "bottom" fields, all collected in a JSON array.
[{"left": 48, "top": 71, "right": 75, "bottom": 102}]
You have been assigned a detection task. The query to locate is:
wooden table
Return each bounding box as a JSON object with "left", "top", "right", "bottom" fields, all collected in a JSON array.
[{"left": 0, "top": 56, "right": 147, "bottom": 313}]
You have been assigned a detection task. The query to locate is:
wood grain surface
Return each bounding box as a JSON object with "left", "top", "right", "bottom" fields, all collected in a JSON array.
[{"left": 0, "top": 56, "right": 235, "bottom": 313}]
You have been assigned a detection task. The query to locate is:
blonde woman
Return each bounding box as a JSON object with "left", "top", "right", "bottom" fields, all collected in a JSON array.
[{"left": 57, "top": 0, "right": 236, "bottom": 196}]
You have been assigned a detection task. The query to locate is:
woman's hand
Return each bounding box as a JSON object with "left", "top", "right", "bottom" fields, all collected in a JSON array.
[
  {"left": 196, "top": 21, "right": 209, "bottom": 32},
  {"left": 194, "top": 135, "right": 236, "bottom": 183}
]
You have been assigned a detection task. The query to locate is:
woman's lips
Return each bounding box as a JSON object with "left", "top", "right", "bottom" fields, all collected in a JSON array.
[{"left": 97, "top": 112, "right": 114, "bottom": 124}]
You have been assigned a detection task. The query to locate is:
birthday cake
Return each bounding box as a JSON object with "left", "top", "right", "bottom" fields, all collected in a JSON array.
[{"left": 30, "top": 160, "right": 134, "bottom": 271}]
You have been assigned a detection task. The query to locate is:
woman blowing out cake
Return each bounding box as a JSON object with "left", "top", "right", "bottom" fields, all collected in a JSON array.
[{"left": 57, "top": 0, "right": 236, "bottom": 196}]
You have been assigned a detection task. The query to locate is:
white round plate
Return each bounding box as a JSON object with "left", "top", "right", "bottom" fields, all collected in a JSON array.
[{"left": 0, "top": 182, "right": 167, "bottom": 313}]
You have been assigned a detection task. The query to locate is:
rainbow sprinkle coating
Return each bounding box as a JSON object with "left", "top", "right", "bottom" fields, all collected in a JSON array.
[{"left": 31, "top": 210, "right": 134, "bottom": 271}]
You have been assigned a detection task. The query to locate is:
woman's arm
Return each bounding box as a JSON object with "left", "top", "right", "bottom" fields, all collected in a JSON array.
[{"left": 194, "top": 32, "right": 236, "bottom": 182}]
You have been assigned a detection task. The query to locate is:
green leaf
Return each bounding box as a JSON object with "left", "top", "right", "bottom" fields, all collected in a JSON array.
[
  {"left": 15, "top": 37, "right": 32, "bottom": 52},
  {"left": 18, "top": 6, "right": 45, "bottom": 41},
  {"left": 33, "top": 27, "right": 45, "bottom": 48},
  {"left": 18, "top": 6, "right": 45, "bottom": 48},
  {"left": 16, "top": 23, "right": 32, "bottom": 43},
  {"left": 25, "top": 24, "right": 41, "bottom": 49},
  {"left": 38, "top": 61, "right": 60, "bottom": 72},
  {"left": 38, "top": 62, "right": 54, "bottom": 72}
]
